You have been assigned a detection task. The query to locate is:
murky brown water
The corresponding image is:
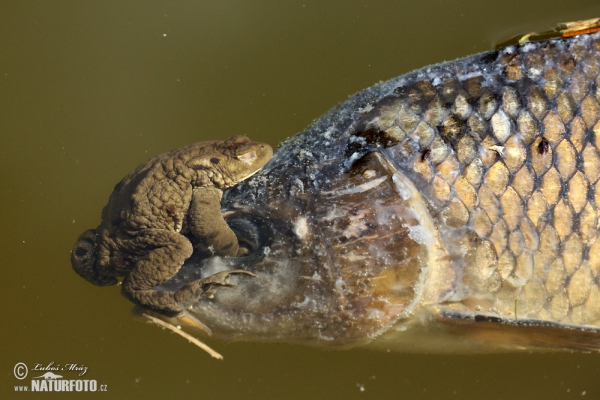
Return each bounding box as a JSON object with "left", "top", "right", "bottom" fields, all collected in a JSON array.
[{"left": 2, "top": 1, "right": 600, "bottom": 399}]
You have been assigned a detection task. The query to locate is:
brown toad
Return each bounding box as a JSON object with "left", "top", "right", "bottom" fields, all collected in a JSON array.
[{"left": 71, "top": 135, "right": 273, "bottom": 315}]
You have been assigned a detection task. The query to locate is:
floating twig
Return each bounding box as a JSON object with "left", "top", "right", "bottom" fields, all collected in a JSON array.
[{"left": 143, "top": 312, "right": 223, "bottom": 360}]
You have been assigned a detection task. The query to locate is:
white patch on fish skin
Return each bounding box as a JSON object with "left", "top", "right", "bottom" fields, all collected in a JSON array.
[
  {"left": 358, "top": 103, "right": 374, "bottom": 113},
  {"left": 453, "top": 93, "right": 473, "bottom": 119},
  {"left": 406, "top": 223, "right": 435, "bottom": 246},
  {"left": 342, "top": 253, "right": 368, "bottom": 262},
  {"left": 323, "top": 207, "right": 345, "bottom": 221},
  {"left": 294, "top": 217, "right": 309, "bottom": 239},
  {"left": 300, "top": 273, "right": 323, "bottom": 281},
  {"left": 521, "top": 42, "right": 537, "bottom": 52},
  {"left": 334, "top": 277, "right": 348, "bottom": 294},
  {"left": 299, "top": 149, "right": 314, "bottom": 160},
  {"left": 323, "top": 126, "right": 335, "bottom": 139},
  {"left": 503, "top": 45, "right": 516, "bottom": 54},
  {"left": 292, "top": 296, "right": 313, "bottom": 308},
  {"left": 528, "top": 67, "right": 542, "bottom": 78},
  {"left": 375, "top": 203, "right": 398, "bottom": 226},
  {"left": 456, "top": 71, "right": 484, "bottom": 81},
  {"left": 367, "top": 309, "right": 386, "bottom": 320},
  {"left": 317, "top": 334, "right": 335, "bottom": 341},
  {"left": 200, "top": 256, "right": 233, "bottom": 278},
  {"left": 391, "top": 174, "right": 411, "bottom": 200},
  {"left": 322, "top": 175, "right": 388, "bottom": 197},
  {"left": 488, "top": 145, "right": 505, "bottom": 156},
  {"left": 292, "top": 178, "right": 304, "bottom": 194},
  {"left": 342, "top": 209, "right": 370, "bottom": 238},
  {"left": 347, "top": 152, "right": 362, "bottom": 164},
  {"left": 363, "top": 169, "right": 376, "bottom": 179},
  {"left": 491, "top": 110, "right": 511, "bottom": 143}
]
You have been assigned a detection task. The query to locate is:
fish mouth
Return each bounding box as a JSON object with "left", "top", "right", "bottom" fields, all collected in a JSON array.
[
  {"left": 171, "top": 207, "right": 316, "bottom": 342},
  {"left": 157, "top": 210, "right": 278, "bottom": 292}
]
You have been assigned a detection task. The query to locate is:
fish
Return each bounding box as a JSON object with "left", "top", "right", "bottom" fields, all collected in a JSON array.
[{"left": 154, "top": 27, "right": 600, "bottom": 353}]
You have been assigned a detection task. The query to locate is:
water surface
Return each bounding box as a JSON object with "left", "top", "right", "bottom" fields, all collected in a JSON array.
[{"left": 2, "top": 1, "right": 599, "bottom": 398}]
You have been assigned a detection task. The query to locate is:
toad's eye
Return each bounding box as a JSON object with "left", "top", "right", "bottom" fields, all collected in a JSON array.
[
  {"left": 210, "top": 157, "right": 220, "bottom": 164},
  {"left": 237, "top": 151, "right": 257, "bottom": 163}
]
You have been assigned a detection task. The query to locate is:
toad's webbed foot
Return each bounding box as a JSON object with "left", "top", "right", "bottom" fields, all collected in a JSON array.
[{"left": 174, "top": 269, "right": 258, "bottom": 308}]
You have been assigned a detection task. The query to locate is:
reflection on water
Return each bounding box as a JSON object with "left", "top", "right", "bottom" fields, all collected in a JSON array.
[{"left": 1, "top": 1, "right": 599, "bottom": 399}]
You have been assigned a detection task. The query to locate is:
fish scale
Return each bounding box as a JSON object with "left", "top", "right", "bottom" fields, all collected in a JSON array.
[{"left": 364, "top": 32, "right": 600, "bottom": 328}]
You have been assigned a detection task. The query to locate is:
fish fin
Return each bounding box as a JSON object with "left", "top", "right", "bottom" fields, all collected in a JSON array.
[{"left": 436, "top": 308, "right": 600, "bottom": 353}]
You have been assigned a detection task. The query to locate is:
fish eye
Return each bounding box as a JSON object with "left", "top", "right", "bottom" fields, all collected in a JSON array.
[{"left": 227, "top": 216, "right": 271, "bottom": 254}]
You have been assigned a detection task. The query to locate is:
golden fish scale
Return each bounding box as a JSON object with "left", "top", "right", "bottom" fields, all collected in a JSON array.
[{"left": 373, "top": 35, "right": 600, "bottom": 326}]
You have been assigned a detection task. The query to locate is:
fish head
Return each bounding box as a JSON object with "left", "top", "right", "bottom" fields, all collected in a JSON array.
[{"left": 171, "top": 145, "right": 440, "bottom": 347}]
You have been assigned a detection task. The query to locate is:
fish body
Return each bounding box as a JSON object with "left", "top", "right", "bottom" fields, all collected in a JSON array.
[{"left": 168, "top": 31, "right": 600, "bottom": 352}]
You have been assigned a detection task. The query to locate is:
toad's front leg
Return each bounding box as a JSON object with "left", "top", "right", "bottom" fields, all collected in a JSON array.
[{"left": 188, "top": 186, "right": 243, "bottom": 256}]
